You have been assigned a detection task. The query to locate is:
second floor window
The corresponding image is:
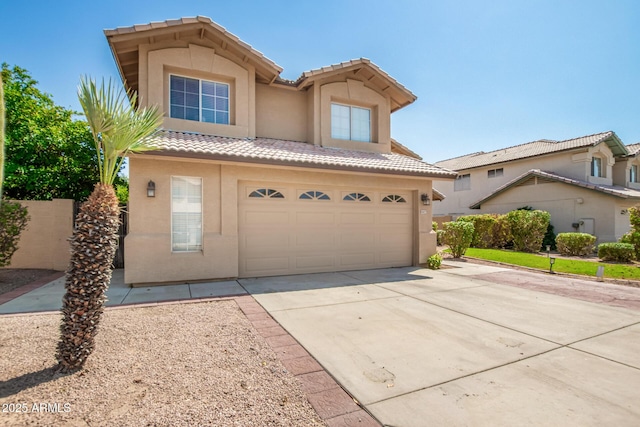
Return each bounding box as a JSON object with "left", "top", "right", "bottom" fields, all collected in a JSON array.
[
  {"left": 591, "top": 157, "right": 603, "bottom": 178},
  {"left": 170, "top": 75, "right": 229, "bottom": 125},
  {"left": 631, "top": 165, "right": 639, "bottom": 183},
  {"left": 454, "top": 174, "right": 471, "bottom": 191},
  {"left": 488, "top": 168, "right": 504, "bottom": 178},
  {"left": 331, "top": 103, "right": 371, "bottom": 142}
]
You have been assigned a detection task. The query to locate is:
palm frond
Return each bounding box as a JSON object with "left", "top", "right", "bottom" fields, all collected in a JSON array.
[{"left": 78, "top": 77, "right": 163, "bottom": 185}]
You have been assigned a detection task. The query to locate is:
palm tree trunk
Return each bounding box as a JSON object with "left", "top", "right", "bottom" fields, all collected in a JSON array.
[{"left": 57, "top": 183, "right": 120, "bottom": 372}]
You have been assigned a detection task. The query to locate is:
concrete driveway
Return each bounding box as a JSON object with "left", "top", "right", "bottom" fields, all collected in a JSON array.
[{"left": 240, "top": 262, "right": 640, "bottom": 426}]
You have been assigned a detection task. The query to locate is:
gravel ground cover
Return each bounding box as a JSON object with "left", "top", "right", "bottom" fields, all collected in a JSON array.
[
  {"left": 0, "top": 269, "right": 59, "bottom": 296},
  {"left": 0, "top": 301, "right": 326, "bottom": 426}
]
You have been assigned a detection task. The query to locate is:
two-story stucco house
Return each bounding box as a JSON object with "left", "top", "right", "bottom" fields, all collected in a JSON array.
[
  {"left": 433, "top": 131, "right": 640, "bottom": 242},
  {"left": 105, "top": 17, "right": 456, "bottom": 285}
]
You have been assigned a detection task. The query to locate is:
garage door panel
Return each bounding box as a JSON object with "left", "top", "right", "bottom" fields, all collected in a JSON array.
[
  {"left": 244, "top": 256, "right": 289, "bottom": 274},
  {"left": 379, "top": 250, "right": 412, "bottom": 264},
  {"left": 340, "top": 212, "right": 375, "bottom": 225},
  {"left": 340, "top": 232, "right": 375, "bottom": 250},
  {"left": 294, "top": 231, "right": 335, "bottom": 249},
  {"left": 339, "top": 253, "right": 376, "bottom": 267},
  {"left": 244, "top": 233, "right": 289, "bottom": 251},
  {"left": 379, "top": 231, "right": 412, "bottom": 246},
  {"left": 244, "top": 210, "right": 289, "bottom": 225},
  {"left": 239, "top": 183, "right": 413, "bottom": 277},
  {"left": 296, "top": 211, "right": 335, "bottom": 225},
  {"left": 379, "top": 212, "right": 412, "bottom": 225},
  {"left": 295, "top": 255, "right": 335, "bottom": 270}
]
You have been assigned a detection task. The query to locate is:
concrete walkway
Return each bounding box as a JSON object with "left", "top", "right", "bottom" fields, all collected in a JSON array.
[
  {"left": 2, "top": 263, "right": 640, "bottom": 425},
  {"left": 0, "top": 270, "right": 247, "bottom": 314}
]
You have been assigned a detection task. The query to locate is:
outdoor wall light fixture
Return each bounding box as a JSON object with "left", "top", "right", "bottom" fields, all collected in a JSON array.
[
  {"left": 420, "top": 193, "right": 431, "bottom": 206},
  {"left": 549, "top": 257, "right": 556, "bottom": 274},
  {"left": 147, "top": 180, "right": 156, "bottom": 198}
]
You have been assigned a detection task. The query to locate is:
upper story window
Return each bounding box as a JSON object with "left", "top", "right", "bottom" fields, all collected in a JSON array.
[
  {"left": 331, "top": 103, "right": 371, "bottom": 142},
  {"left": 454, "top": 174, "right": 471, "bottom": 191},
  {"left": 170, "top": 75, "right": 229, "bottom": 125},
  {"left": 591, "top": 157, "right": 604, "bottom": 178},
  {"left": 631, "top": 165, "right": 639, "bottom": 183},
  {"left": 488, "top": 168, "right": 503, "bottom": 178}
]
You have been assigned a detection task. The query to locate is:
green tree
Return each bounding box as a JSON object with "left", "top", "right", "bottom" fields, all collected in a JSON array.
[
  {"left": 1, "top": 74, "right": 5, "bottom": 196},
  {"left": 1, "top": 64, "right": 102, "bottom": 201},
  {"left": 56, "top": 77, "right": 162, "bottom": 372}
]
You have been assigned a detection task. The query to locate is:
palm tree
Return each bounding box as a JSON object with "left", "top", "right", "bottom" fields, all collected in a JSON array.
[{"left": 57, "top": 77, "right": 162, "bottom": 372}]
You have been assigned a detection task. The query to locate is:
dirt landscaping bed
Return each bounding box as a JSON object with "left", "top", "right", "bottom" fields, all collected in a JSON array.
[
  {"left": 0, "top": 269, "right": 60, "bottom": 296},
  {"left": 0, "top": 301, "right": 325, "bottom": 426}
]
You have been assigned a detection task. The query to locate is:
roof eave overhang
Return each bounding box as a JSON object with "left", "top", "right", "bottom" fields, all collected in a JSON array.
[
  {"left": 295, "top": 61, "right": 417, "bottom": 112},
  {"left": 469, "top": 169, "right": 640, "bottom": 209},
  {"left": 143, "top": 149, "right": 457, "bottom": 179}
]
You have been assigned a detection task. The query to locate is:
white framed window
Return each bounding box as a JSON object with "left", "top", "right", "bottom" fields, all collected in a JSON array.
[
  {"left": 591, "top": 157, "right": 603, "bottom": 177},
  {"left": 631, "top": 165, "right": 638, "bottom": 183},
  {"left": 331, "top": 103, "right": 371, "bottom": 142},
  {"left": 488, "top": 168, "right": 504, "bottom": 178},
  {"left": 171, "top": 176, "right": 202, "bottom": 252},
  {"left": 454, "top": 174, "right": 471, "bottom": 191},
  {"left": 170, "top": 75, "right": 229, "bottom": 124}
]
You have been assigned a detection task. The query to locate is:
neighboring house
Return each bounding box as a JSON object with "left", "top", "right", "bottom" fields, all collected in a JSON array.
[
  {"left": 105, "top": 16, "right": 456, "bottom": 285},
  {"left": 433, "top": 131, "right": 640, "bottom": 243}
]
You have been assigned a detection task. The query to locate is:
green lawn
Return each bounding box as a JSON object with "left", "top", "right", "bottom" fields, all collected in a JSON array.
[{"left": 463, "top": 248, "right": 640, "bottom": 281}]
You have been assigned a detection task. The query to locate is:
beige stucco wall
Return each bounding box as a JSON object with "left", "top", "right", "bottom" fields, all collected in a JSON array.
[
  {"left": 125, "top": 156, "right": 435, "bottom": 285},
  {"left": 255, "top": 83, "right": 308, "bottom": 141},
  {"left": 478, "top": 182, "right": 627, "bottom": 242},
  {"left": 6, "top": 199, "right": 73, "bottom": 270},
  {"left": 142, "top": 43, "right": 255, "bottom": 138},
  {"left": 434, "top": 143, "right": 618, "bottom": 218},
  {"left": 318, "top": 79, "right": 391, "bottom": 153}
]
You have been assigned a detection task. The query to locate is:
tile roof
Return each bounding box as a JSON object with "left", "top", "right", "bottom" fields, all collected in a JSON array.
[
  {"left": 294, "top": 58, "right": 416, "bottom": 100},
  {"left": 436, "top": 131, "right": 625, "bottom": 171},
  {"left": 469, "top": 169, "right": 640, "bottom": 209},
  {"left": 147, "top": 130, "right": 457, "bottom": 178},
  {"left": 626, "top": 143, "right": 640, "bottom": 156},
  {"left": 104, "top": 16, "right": 283, "bottom": 74}
]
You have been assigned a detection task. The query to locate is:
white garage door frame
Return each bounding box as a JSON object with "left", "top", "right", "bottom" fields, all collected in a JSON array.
[{"left": 238, "top": 182, "right": 414, "bottom": 278}]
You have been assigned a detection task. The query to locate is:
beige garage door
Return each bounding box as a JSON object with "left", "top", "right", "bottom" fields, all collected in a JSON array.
[{"left": 238, "top": 183, "right": 413, "bottom": 278}]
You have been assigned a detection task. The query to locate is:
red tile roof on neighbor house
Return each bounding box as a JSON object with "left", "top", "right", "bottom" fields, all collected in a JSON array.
[
  {"left": 435, "top": 131, "right": 627, "bottom": 171},
  {"left": 146, "top": 130, "right": 457, "bottom": 178},
  {"left": 469, "top": 169, "right": 640, "bottom": 209}
]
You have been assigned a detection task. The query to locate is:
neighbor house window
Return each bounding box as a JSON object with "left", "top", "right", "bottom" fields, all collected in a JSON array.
[
  {"left": 454, "top": 174, "right": 471, "bottom": 191},
  {"left": 591, "top": 157, "right": 603, "bottom": 177},
  {"left": 331, "top": 103, "right": 371, "bottom": 142},
  {"left": 488, "top": 168, "right": 504, "bottom": 178},
  {"left": 172, "top": 176, "right": 202, "bottom": 252},
  {"left": 170, "top": 75, "right": 229, "bottom": 124},
  {"left": 631, "top": 165, "right": 639, "bottom": 183}
]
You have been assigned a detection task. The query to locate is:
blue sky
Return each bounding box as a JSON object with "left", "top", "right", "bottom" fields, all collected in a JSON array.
[{"left": 2, "top": 0, "right": 639, "bottom": 163}]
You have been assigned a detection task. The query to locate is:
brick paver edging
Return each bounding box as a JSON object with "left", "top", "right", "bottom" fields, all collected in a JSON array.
[
  {"left": 0, "top": 271, "right": 65, "bottom": 306},
  {"left": 234, "top": 295, "right": 381, "bottom": 426}
]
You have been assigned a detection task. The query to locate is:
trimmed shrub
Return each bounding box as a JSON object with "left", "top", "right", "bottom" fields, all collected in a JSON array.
[
  {"left": 0, "top": 200, "right": 30, "bottom": 267},
  {"left": 505, "top": 209, "right": 550, "bottom": 252},
  {"left": 436, "top": 229, "right": 445, "bottom": 246},
  {"left": 556, "top": 232, "right": 596, "bottom": 256},
  {"left": 426, "top": 252, "right": 443, "bottom": 269},
  {"left": 491, "top": 214, "right": 512, "bottom": 249},
  {"left": 457, "top": 214, "right": 498, "bottom": 248},
  {"left": 619, "top": 231, "right": 640, "bottom": 260},
  {"left": 598, "top": 242, "right": 635, "bottom": 262},
  {"left": 442, "top": 221, "right": 474, "bottom": 258},
  {"left": 432, "top": 221, "right": 438, "bottom": 232}
]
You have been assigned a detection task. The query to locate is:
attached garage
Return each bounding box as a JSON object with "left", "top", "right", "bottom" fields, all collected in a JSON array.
[{"left": 238, "top": 182, "right": 413, "bottom": 277}]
